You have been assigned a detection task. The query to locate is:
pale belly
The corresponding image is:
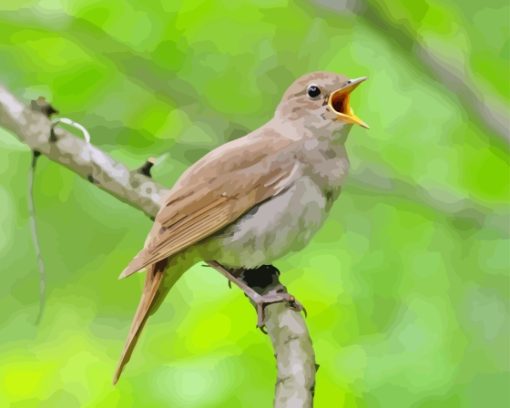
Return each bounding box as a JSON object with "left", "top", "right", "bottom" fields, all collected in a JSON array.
[{"left": 199, "top": 177, "right": 337, "bottom": 269}]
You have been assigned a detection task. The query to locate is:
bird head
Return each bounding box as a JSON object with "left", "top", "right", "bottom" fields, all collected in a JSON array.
[{"left": 275, "top": 71, "right": 368, "bottom": 135}]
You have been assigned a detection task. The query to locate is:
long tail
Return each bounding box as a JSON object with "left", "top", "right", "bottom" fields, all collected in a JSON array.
[
  {"left": 112, "top": 258, "right": 185, "bottom": 384},
  {"left": 112, "top": 259, "right": 166, "bottom": 384}
]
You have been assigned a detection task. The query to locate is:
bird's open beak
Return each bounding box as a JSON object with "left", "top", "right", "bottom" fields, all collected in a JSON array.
[{"left": 328, "top": 77, "right": 369, "bottom": 129}]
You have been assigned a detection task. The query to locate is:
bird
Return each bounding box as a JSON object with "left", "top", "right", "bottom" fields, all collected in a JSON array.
[{"left": 113, "top": 71, "right": 368, "bottom": 384}]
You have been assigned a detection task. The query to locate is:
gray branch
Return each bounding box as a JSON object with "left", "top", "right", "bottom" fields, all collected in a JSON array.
[{"left": 0, "top": 84, "right": 316, "bottom": 408}]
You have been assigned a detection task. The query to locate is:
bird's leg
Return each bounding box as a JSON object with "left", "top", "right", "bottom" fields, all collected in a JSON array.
[
  {"left": 240, "top": 265, "right": 306, "bottom": 329},
  {"left": 207, "top": 261, "right": 305, "bottom": 328}
]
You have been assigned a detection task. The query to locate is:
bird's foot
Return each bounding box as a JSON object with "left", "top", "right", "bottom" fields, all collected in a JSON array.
[
  {"left": 206, "top": 261, "right": 306, "bottom": 329},
  {"left": 248, "top": 289, "right": 306, "bottom": 329}
]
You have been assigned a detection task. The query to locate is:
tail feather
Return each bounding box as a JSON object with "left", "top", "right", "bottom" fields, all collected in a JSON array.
[
  {"left": 113, "top": 259, "right": 167, "bottom": 384},
  {"left": 113, "top": 253, "right": 192, "bottom": 384}
]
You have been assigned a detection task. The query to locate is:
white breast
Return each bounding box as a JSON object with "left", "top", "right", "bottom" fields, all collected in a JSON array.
[
  {"left": 202, "top": 176, "right": 331, "bottom": 269},
  {"left": 197, "top": 133, "right": 351, "bottom": 269}
]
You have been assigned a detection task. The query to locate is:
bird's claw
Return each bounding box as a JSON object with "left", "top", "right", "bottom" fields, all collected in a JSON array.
[
  {"left": 288, "top": 296, "right": 307, "bottom": 318},
  {"left": 251, "top": 291, "right": 306, "bottom": 329}
]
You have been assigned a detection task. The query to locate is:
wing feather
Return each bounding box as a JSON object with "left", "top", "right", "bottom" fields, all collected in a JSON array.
[{"left": 119, "top": 131, "right": 299, "bottom": 279}]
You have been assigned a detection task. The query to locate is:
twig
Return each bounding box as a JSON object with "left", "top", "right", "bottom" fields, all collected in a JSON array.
[
  {"left": 52, "top": 117, "right": 91, "bottom": 144},
  {"left": 135, "top": 157, "right": 157, "bottom": 178},
  {"left": 27, "top": 150, "right": 46, "bottom": 324},
  {"left": 28, "top": 96, "right": 60, "bottom": 324}
]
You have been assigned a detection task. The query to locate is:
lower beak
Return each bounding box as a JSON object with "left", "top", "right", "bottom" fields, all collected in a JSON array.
[{"left": 328, "top": 77, "right": 369, "bottom": 129}]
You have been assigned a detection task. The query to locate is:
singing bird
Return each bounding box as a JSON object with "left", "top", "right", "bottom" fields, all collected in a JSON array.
[{"left": 113, "top": 71, "right": 368, "bottom": 384}]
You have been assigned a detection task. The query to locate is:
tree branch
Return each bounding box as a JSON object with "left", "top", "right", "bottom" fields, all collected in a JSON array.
[
  {"left": 0, "top": 84, "right": 166, "bottom": 218},
  {"left": 0, "top": 84, "right": 316, "bottom": 407}
]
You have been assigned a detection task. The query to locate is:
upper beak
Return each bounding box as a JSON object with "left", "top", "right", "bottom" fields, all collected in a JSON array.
[{"left": 328, "top": 76, "right": 369, "bottom": 129}]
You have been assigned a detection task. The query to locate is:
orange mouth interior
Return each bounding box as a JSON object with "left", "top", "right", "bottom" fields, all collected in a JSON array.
[
  {"left": 330, "top": 92, "right": 352, "bottom": 116},
  {"left": 327, "top": 79, "right": 369, "bottom": 129}
]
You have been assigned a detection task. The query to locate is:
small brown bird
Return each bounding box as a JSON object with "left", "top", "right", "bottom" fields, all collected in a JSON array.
[{"left": 113, "top": 71, "right": 368, "bottom": 384}]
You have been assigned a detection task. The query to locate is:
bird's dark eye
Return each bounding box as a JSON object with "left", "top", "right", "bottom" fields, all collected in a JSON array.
[{"left": 307, "top": 84, "right": 321, "bottom": 99}]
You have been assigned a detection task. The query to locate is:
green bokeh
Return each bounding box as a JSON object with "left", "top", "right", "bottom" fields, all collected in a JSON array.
[{"left": 0, "top": 1, "right": 508, "bottom": 407}]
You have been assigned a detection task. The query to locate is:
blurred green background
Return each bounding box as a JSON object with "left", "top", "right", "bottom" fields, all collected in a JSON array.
[{"left": 0, "top": 1, "right": 508, "bottom": 407}]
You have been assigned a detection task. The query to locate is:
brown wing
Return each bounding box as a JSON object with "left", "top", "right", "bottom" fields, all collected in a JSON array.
[{"left": 119, "top": 130, "right": 298, "bottom": 278}]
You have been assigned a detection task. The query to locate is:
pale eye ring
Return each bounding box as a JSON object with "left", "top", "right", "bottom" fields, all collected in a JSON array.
[{"left": 306, "top": 84, "right": 321, "bottom": 99}]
